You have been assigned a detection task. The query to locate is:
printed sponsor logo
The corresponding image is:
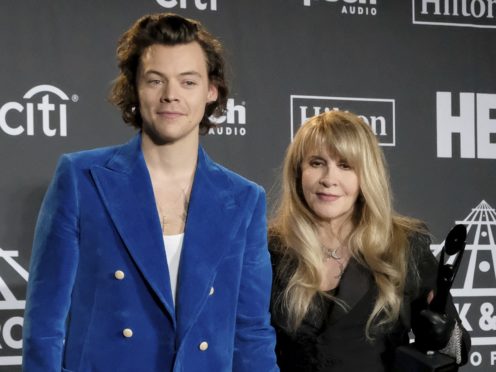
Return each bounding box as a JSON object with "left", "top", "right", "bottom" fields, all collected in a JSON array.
[
  {"left": 0, "top": 84, "right": 78, "bottom": 137},
  {"left": 290, "top": 95, "right": 395, "bottom": 145},
  {"left": 431, "top": 200, "right": 496, "bottom": 368},
  {"left": 436, "top": 92, "right": 496, "bottom": 159},
  {"left": 412, "top": 0, "right": 496, "bottom": 28},
  {"left": 156, "top": 0, "right": 217, "bottom": 10},
  {"left": 208, "top": 98, "right": 247, "bottom": 136},
  {"left": 303, "top": 0, "right": 378, "bottom": 16},
  {"left": 0, "top": 247, "right": 28, "bottom": 366}
]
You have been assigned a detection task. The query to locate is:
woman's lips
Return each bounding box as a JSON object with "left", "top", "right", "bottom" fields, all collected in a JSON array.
[{"left": 316, "top": 192, "right": 339, "bottom": 202}]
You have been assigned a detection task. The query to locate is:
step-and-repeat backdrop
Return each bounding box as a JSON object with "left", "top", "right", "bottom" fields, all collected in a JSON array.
[{"left": 0, "top": 1, "right": 495, "bottom": 370}]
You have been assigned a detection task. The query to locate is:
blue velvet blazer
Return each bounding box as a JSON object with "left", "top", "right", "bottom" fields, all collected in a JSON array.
[{"left": 22, "top": 134, "right": 278, "bottom": 372}]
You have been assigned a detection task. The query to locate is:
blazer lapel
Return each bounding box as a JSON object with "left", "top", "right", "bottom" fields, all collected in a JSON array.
[
  {"left": 90, "top": 134, "right": 175, "bottom": 324},
  {"left": 175, "top": 147, "right": 238, "bottom": 341}
]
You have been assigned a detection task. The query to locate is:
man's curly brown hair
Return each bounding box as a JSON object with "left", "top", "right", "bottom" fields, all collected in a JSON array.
[{"left": 109, "top": 13, "right": 228, "bottom": 134}]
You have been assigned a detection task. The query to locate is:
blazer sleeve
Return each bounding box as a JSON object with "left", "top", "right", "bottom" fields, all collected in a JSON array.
[
  {"left": 232, "top": 186, "right": 279, "bottom": 372},
  {"left": 22, "top": 155, "right": 80, "bottom": 372},
  {"left": 410, "top": 232, "right": 471, "bottom": 365}
]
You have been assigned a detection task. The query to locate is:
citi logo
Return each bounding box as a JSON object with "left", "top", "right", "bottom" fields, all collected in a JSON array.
[
  {"left": 303, "top": 0, "right": 378, "bottom": 16},
  {"left": 0, "top": 85, "right": 77, "bottom": 137},
  {"left": 208, "top": 98, "right": 246, "bottom": 136},
  {"left": 156, "top": 0, "right": 217, "bottom": 11},
  {"left": 290, "top": 95, "right": 395, "bottom": 146},
  {"left": 413, "top": 0, "right": 496, "bottom": 28},
  {"left": 436, "top": 92, "right": 496, "bottom": 159}
]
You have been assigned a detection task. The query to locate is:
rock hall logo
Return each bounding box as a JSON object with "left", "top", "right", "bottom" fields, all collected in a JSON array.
[
  {"left": 431, "top": 200, "right": 496, "bottom": 368},
  {"left": 208, "top": 98, "right": 247, "bottom": 136},
  {"left": 0, "top": 247, "right": 28, "bottom": 366},
  {"left": 436, "top": 92, "right": 496, "bottom": 159},
  {"left": 0, "top": 84, "right": 78, "bottom": 137},
  {"left": 303, "top": 0, "right": 378, "bottom": 16},
  {"left": 290, "top": 95, "right": 395, "bottom": 145},
  {"left": 156, "top": 0, "right": 217, "bottom": 11},
  {"left": 413, "top": 0, "right": 496, "bottom": 28}
]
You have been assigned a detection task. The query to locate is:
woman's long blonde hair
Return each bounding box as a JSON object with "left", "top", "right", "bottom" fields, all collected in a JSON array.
[{"left": 270, "top": 110, "right": 423, "bottom": 337}]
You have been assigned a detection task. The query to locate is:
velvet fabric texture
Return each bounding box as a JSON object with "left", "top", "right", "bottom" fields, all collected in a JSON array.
[{"left": 23, "top": 133, "right": 278, "bottom": 372}]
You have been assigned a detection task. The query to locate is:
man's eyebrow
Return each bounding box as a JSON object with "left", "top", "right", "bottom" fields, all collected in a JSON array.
[
  {"left": 143, "top": 70, "right": 203, "bottom": 78},
  {"left": 178, "top": 71, "right": 203, "bottom": 78},
  {"left": 142, "top": 70, "right": 164, "bottom": 78}
]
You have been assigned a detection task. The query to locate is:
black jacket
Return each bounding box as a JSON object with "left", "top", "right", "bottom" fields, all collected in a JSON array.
[{"left": 269, "top": 233, "right": 470, "bottom": 372}]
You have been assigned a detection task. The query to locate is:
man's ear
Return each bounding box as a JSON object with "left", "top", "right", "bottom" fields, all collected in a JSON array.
[{"left": 207, "top": 84, "right": 218, "bottom": 103}]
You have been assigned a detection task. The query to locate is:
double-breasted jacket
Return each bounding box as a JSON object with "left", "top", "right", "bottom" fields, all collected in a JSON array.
[{"left": 23, "top": 134, "right": 278, "bottom": 372}]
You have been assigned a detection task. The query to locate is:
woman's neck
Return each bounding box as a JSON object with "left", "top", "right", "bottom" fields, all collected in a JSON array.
[{"left": 317, "top": 219, "right": 353, "bottom": 249}]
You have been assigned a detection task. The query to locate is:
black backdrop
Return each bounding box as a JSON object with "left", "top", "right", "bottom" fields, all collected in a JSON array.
[{"left": 0, "top": 1, "right": 495, "bottom": 370}]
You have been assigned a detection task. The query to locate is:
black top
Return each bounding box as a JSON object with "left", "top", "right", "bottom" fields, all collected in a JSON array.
[{"left": 269, "top": 233, "right": 470, "bottom": 372}]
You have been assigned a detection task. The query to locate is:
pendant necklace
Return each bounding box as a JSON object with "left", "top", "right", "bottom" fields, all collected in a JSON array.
[
  {"left": 158, "top": 186, "right": 190, "bottom": 234},
  {"left": 324, "top": 245, "right": 345, "bottom": 279}
]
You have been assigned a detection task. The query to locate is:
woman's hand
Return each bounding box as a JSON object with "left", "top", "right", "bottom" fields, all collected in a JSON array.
[{"left": 412, "top": 290, "right": 456, "bottom": 351}]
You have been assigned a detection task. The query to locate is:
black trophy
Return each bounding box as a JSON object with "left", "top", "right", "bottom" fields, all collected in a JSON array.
[{"left": 394, "top": 224, "right": 467, "bottom": 372}]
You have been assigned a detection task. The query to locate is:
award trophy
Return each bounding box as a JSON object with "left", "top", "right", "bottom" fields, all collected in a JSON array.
[{"left": 394, "top": 224, "right": 467, "bottom": 372}]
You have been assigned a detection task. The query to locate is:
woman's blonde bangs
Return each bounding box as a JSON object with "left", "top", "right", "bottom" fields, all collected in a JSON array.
[{"left": 293, "top": 111, "right": 369, "bottom": 172}]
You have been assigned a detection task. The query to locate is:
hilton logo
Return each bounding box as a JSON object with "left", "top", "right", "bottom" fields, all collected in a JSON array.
[
  {"left": 412, "top": 0, "right": 496, "bottom": 28},
  {"left": 431, "top": 200, "right": 496, "bottom": 368},
  {"left": 0, "top": 247, "right": 28, "bottom": 366},
  {"left": 290, "top": 95, "right": 395, "bottom": 145}
]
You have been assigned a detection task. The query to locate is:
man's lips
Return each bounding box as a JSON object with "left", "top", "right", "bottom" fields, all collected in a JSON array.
[{"left": 157, "top": 110, "right": 185, "bottom": 118}]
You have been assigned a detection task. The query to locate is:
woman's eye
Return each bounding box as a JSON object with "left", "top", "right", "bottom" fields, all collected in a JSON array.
[
  {"left": 309, "top": 160, "right": 324, "bottom": 167},
  {"left": 338, "top": 161, "right": 352, "bottom": 170}
]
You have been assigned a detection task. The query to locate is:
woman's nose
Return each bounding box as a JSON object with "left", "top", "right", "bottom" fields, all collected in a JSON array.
[{"left": 319, "top": 167, "right": 337, "bottom": 187}]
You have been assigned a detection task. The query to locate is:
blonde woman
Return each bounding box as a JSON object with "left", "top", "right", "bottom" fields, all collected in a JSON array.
[{"left": 269, "top": 111, "right": 470, "bottom": 371}]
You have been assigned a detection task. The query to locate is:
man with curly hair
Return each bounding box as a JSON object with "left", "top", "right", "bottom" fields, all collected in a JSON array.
[{"left": 23, "top": 13, "right": 278, "bottom": 372}]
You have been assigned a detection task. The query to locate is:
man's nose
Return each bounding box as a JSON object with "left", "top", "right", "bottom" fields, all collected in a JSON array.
[{"left": 160, "top": 82, "right": 179, "bottom": 102}]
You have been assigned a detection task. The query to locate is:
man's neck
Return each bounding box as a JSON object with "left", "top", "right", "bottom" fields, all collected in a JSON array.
[{"left": 141, "top": 133, "right": 199, "bottom": 177}]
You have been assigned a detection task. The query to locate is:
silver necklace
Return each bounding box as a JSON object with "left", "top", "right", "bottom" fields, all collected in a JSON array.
[{"left": 324, "top": 246, "right": 345, "bottom": 279}]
